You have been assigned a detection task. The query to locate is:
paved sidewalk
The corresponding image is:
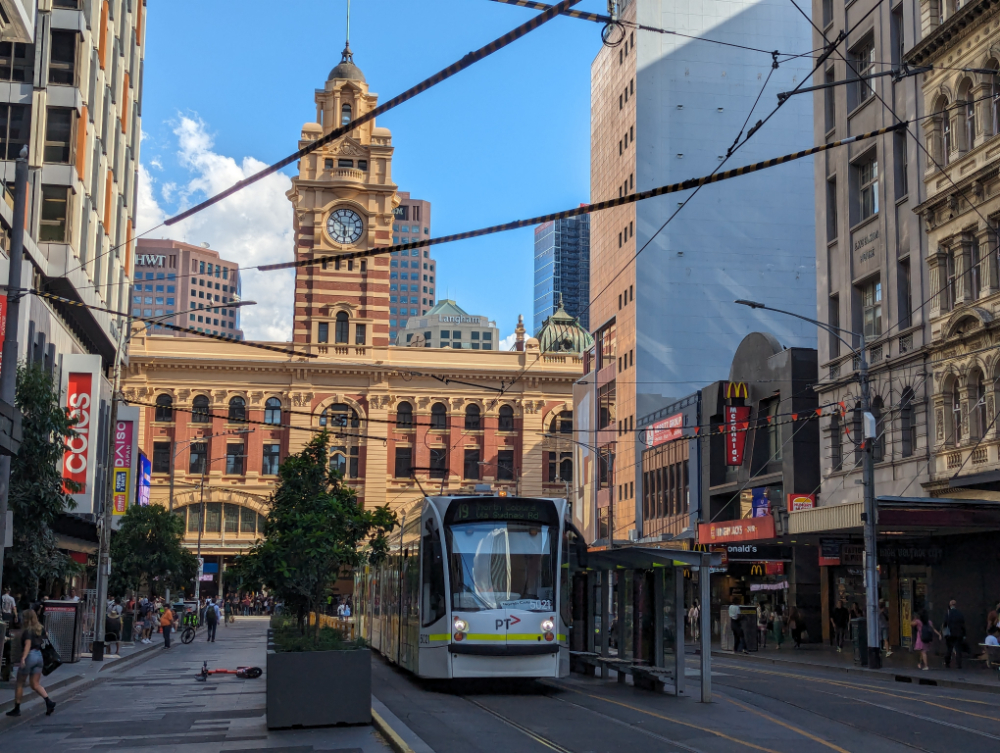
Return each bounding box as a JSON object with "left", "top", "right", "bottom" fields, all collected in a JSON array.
[{"left": 1, "top": 616, "right": 402, "bottom": 752}]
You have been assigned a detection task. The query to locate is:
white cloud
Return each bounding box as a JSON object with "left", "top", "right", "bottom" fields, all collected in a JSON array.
[
  {"left": 136, "top": 116, "right": 295, "bottom": 342},
  {"left": 499, "top": 333, "right": 517, "bottom": 351}
]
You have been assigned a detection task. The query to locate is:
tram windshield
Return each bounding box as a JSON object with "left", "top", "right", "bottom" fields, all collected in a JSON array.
[{"left": 446, "top": 520, "right": 557, "bottom": 612}]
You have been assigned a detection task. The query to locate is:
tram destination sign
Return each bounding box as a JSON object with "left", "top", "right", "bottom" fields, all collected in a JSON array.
[{"left": 448, "top": 498, "right": 556, "bottom": 525}]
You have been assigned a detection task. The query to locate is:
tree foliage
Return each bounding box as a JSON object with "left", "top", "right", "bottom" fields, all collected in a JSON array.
[
  {"left": 2, "top": 363, "right": 81, "bottom": 601},
  {"left": 109, "top": 503, "right": 198, "bottom": 597},
  {"left": 237, "top": 433, "right": 396, "bottom": 641}
]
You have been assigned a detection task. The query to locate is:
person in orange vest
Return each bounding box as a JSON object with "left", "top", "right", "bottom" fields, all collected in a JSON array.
[{"left": 160, "top": 604, "right": 176, "bottom": 649}]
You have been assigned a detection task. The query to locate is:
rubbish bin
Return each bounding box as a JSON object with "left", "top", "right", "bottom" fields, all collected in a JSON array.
[{"left": 851, "top": 617, "right": 868, "bottom": 666}]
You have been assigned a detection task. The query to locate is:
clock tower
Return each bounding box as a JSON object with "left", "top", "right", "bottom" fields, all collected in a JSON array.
[{"left": 287, "top": 44, "right": 396, "bottom": 348}]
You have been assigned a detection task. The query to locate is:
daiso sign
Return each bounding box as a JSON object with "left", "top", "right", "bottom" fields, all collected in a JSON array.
[{"left": 63, "top": 371, "right": 93, "bottom": 493}]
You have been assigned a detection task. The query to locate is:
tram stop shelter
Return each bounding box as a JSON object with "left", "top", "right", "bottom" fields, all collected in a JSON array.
[{"left": 567, "top": 546, "right": 721, "bottom": 702}]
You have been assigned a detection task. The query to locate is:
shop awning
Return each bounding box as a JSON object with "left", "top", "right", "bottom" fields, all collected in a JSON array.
[
  {"left": 787, "top": 497, "right": 1000, "bottom": 535},
  {"left": 584, "top": 546, "right": 722, "bottom": 570}
]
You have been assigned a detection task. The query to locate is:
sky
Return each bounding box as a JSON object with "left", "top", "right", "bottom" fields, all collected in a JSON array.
[{"left": 136, "top": 0, "right": 612, "bottom": 343}]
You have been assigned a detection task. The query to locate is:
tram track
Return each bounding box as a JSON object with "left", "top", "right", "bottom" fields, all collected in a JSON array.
[{"left": 462, "top": 696, "right": 575, "bottom": 753}]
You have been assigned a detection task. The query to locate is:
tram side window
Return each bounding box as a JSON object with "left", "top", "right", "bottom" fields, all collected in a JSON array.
[{"left": 421, "top": 524, "right": 447, "bottom": 627}]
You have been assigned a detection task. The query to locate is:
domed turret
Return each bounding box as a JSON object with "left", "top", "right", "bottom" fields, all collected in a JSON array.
[
  {"left": 537, "top": 296, "right": 594, "bottom": 354},
  {"left": 329, "top": 43, "right": 365, "bottom": 83}
]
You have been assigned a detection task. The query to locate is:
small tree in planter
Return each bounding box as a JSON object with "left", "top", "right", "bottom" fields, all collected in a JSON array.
[{"left": 239, "top": 432, "right": 396, "bottom": 644}]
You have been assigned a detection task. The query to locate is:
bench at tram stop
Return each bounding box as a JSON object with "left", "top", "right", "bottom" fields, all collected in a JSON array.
[{"left": 570, "top": 650, "right": 676, "bottom": 693}]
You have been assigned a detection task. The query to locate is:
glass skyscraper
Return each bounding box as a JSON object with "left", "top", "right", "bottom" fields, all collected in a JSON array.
[{"left": 533, "top": 215, "right": 590, "bottom": 335}]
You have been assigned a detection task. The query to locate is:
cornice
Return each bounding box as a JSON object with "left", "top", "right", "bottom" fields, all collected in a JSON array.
[{"left": 904, "top": 0, "right": 1000, "bottom": 66}]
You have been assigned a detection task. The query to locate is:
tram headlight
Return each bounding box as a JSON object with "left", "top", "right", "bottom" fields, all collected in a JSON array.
[
  {"left": 453, "top": 618, "right": 468, "bottom": 633},
  {"left": 540, "top": 618, "right": 555, "bottom": 633}
]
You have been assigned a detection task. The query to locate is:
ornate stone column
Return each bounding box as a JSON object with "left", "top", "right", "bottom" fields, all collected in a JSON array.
[{"left": 926, "top": 247, "right": 950, "bottom": 319}]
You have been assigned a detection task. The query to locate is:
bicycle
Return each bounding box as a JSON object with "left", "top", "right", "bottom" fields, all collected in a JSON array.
[{"left": 181, "top": 624, "right": 196, "bottom": 644}]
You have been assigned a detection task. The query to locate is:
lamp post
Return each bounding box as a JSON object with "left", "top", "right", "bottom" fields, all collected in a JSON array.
[
  {"left": 91, "top": 299, "right": 256, "bottom": 661},
  {"left": 735, "top": 298, "right": 881, "bottom": 669}
]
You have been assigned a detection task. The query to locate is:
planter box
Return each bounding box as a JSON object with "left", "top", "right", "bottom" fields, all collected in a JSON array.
[{"left": 266, "top": 647, "right": 371, "bottom": 729}]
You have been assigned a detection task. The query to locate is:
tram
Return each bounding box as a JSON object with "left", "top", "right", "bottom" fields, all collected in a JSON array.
[{"left": 355, "top": 495, "right": 582, "bottom": 679}]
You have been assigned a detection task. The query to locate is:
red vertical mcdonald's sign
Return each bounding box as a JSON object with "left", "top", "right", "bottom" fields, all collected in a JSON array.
[{"left": 725, "top": 405, "right": 751, "bottom": 466}]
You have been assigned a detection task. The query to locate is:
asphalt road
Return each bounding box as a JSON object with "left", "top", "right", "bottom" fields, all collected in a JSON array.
[{"left": 373, "top": 651, "right": 1000, "bottom": 753}]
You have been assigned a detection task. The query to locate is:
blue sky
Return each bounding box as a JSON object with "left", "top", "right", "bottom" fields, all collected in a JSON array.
[{"left": 137, "top": 1, "right": 610, "bottom": 342}]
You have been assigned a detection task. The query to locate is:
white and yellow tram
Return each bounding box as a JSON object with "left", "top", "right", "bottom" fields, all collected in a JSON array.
[{"left": 355, "top": 495, "right": 576, "bottom": 679}]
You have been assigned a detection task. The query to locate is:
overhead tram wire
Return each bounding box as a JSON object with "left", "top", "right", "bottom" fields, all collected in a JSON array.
[{"left": 161, "top": 0, "right": 579, "bottom": 229}]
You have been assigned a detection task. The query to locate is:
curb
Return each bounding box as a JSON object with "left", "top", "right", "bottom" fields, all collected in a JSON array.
[
  {"left": 372, "top": 697, "right": 434, "bottom": 753},
  {"left": 711, "top": 650, "right": 1000, "bottom": 695}
]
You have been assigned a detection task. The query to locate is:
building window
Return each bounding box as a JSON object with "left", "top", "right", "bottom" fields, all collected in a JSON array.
[
  {"left": 973, "top": 372, "right": 988, "bottom": 440},
  {"left": 894, "top": 131, "right": 908, "bottom": 198},
  {"left": 826, "top": 177, "right": 838, "bottom": 240},
  {"left": 829, "top": 295, "right": 841, "bottom": 358},
  {"left": 262, "top": 443, "right": 281, "bottom": 475},
  {"left": 830, "top": 412, "right": 843, "bottom": 471},
  {"left": 765, "top": 399, "right": 782, "bottom": 462},
  {"left": 497, "top": 449, "right": 515, "bottom": 481},
  {"left": 824, "top": 67, "right": 836, "bottom": 131},
  {"left": 39, "top": 185, "right": 69, "bottom": 242},
  {"left": 48, "top": 30, "right": 77, "bottom": 85},
  {"left": 226, "top": 443, "right": 245, "bottom": 475},
  {"left": 463, "top": 448, "right": 481, "bottom": 479},
  {"left": 861, "top": 278, "right": 882, "bottom": 341},
  {"left": 992, "top": 67, "right": 1000, "bottom": 137},
  {"left": 851, "top": 36, "right": 875, "bottom": 108},
  {"left": 318, "top": 322, "right": 329, "bottom": 343},
  {"left": 900, "top": 388, "right": 916, "bottom": 458},
  {"left": 205, "top": 503, "right": 222, "bottom": 533},
  {"left": 0, "top": 42, "right": 34, "bottom": 83},
  {"left": 430, "top": 402, "right": 447, "bottom": 430},
  {"left": 396, "top": 401, "right": 413, "bottom": 429},
  {"left": 264, "top": 397, "right": 281, "bottom": 425},
  {"left": 952, "top": 380, "right": 963, "bottom": 445},
  {"left": 152, "top": 442, "right": 171, "bottom": 474},
  {"left": 394, "top": 446, "right": 412, "bottom": 478},
  {"left": 341, "top": 103, "right": 352, "bottom": 125},
  {"left": 971, "top": 236, "right": 982, "bottom": 300},
  {"left": 192, "top": 395, "right": 211, "bottom": 423},
  {"left": 465, "top": 404, "right": 481, "bottom": 430},
  {"left": 898, "top": 261, "right": 912, "bottom": 329},
  {"left": 355, "top": 323, "right": 366, "bottom": 345},
  {"left": 498, "top": 405, "right": 515, "bottom": 431},
  {"left": 225, "top": 504, "right": 239, "bottom": 533},
  {"left": 189, "top": 443, "right": 207, "bottom": 475},
  {"left": 320, "top": 403, "right": 359, "bottom": 428},
  {"left": 430, "top": 448, "right": 448, "bottom": 479},
  {"left": 228, "top": 396, "right": 247, "bottom": 423},
  {"left": 856, "top": 154, "right": 878, "bottom": 221},
  {"left": 335, "top": 311, "right": 349, "bottom": 343},
  {"left": 964, "top": 85, "right": 977, "bottom": 151},
  {"left": 44, "top": 107, "right": 73, "bottom": 164},
  {"left": 154, "top": 394, "right": 173, "bottom": 422},
  {"left": 943, "top": 249, "right": 957, "bottom": 312},
  {"left": 943, "top": 102, "right": 953, "bottom": 163}
]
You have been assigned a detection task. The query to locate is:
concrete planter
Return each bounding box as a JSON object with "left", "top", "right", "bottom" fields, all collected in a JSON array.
[{"left": 266, "top": 647, "right": 371, "bottom": 729}]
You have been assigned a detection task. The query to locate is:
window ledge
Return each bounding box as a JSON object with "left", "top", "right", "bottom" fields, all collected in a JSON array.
[{"left": 846, "top": 96, "right": 877, "bottom": 121}]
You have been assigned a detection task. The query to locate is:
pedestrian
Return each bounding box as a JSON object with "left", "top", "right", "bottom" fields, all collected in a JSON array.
[
  {"left": 830, "top": 600, "right": 849, "bottom": 652},
  {"left": 66, "top": 588, "right": 80, "bottom": 603},
  {"left": 5, "top": 608, "right": 56, "bottom": 717},
  {"left": 2, "top": 586, "right": 15, "bottom": 625},
  {"left": 911, "top": 609, "right": 939, "bottom": 671},
  {"left": 160, "top": 603, "right": 175, "bottom": 649},
  {"left": 729, "top": 603, "right": 748, "bottom": 654},
  {"left": 879, "top": 601, "right": 892, "bottom": 657},
  {"left": 942, "top": 599, "right": 967, "bottom": 669},
  {"left": 205, "top": 598, "right": 219, "bottom": 642},
  {"left": 757, "top": 604, "right": 769, "bottom": 649},
  {"left": 985, "top": 626, "right": 1000, "bottom": 647},
  {"left": 771, "top": 606, "right": 785, "bottom": 649},
  {"left": 788, "top": 607, "right": 804, "bottom": 648},
  {"left": 689, "top": 601, "right": 701, "bottom": 641},
  {"left": 224, "top": 598, "right": 233, "bottom": 626},
  {"left": 986, "top": 607, "right": 998, "bottom": 634}
]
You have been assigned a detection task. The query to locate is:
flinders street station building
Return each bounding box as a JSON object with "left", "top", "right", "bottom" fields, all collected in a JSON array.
[{"left": 121, "top": 47, "right": 583, "bottom": 592}]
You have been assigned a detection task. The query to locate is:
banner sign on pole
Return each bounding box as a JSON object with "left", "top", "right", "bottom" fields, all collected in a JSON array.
[
  {"left": 725, "top": 405, "right": 751, "bottom": 465},
  {"left": 112, "top": 419, "right": 133, "bottom": 515}
]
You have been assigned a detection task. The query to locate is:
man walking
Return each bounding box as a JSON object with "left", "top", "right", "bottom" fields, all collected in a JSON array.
[
  {"left": 205, "top": 598, "right": 220, "bottom": 643},
  {"left": 729, "top": 603, "right": 747, "bottom": 654},
  {"left": 943, "top": 599, "right": 966, "bottom": 669},
  {"left": 830, "top": 600, "right": 850, "bottom": 652}
]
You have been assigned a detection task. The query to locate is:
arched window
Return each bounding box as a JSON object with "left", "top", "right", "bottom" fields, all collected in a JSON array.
[
  {"left": 871, "top": 397, "right": 885, "bottom": 462},
  {"left": 320, "top": 403, "right": 359, "bottom": 428},
  {"left": 952, "top": 379, "right": 963, "bottom": 444},
  {"left": 154, "top": 394, "right": 173, "bottom": 422},
  {"left": 330, "top": 448, "right": 347, "bottom": 476},
  {"left": 341, "top": 103, "right": 352, "bottom": 126},
  {"left": 559, "top": 456, "right": 573, "bottom": 483},
  {"left": 396, "top": 401, "right": 413, "bottom": 429},
  {"left": 335, "top": 311, "right": 349, "bottom": 343},
  {"left": 942, "top": 99, "right": 953, "bottom": 164},
  {"left": 957, "top": 78, "right": 976, "bottom": 151},
  {"left": 264, "top": 397, "right": 282, "bottom": 425},
  {"left": 465, "top": 404, "right": 481, "bottom": 430},
  {"left": 228, "top": 396, "right": 247, "bottom": 423},
  {"left": 430, "top": 402, "right": 448, "bottom": 430},
  {"left": 900, "top": 387, "right": 916, "bottom": 458},
  {"left": 192, "top": 395, "right": 211, "bottom": 423},
  {"left": 991, "top": 64, "right": 1000, "bottom": 137},
  {"left": 498, "top": 405, "right": 514, "bottom": 431},
  {"left": 973, "top": 371, "right": 988, "bottom": 440}
]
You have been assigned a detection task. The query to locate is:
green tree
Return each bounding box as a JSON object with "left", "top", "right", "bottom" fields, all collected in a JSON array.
[
  {"left": 2, "top": 363, "right": 80, "bottom": 602},
  {"left": 238, "top": 432, "right": 396, "bottom": 641},
  {"left": 109, "top": 503, "right": 198, "bottom": 598}
]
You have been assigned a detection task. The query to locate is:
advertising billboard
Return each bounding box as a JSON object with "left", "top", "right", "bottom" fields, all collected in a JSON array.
[
  {"left": 60, "top": 355, "right": 103, "bottom": 515},
  {"left": 137, "top": 452, "right": 151, "bottom": 507},
  {"left": 112, "top": 419, "right": 133, "bottom": 516},
  {"left": 645, "top": 413, "right": 683, "bottom": 448}
]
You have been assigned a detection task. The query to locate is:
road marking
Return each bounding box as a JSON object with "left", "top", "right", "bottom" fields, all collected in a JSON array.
[
  {"left": 721, "top": 696, "right": 852, "bottom": 753},
  {"left": 465, "top": 697, "right": 574, "bottom": 753},
  {"left": 554, "top": 685, "right": 784, "bottom": 753}
]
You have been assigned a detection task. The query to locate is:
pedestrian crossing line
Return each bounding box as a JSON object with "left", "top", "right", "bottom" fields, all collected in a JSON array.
[
  {"left": 712, "top": 661, "right": 1000, "bottom": 722},
  {"left": 721, "top": 696, "right": 851, "bottom": 753}
]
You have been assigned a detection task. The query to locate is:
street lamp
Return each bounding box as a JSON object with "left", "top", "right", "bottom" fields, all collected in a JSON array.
[
  {"left": 478, "top": 460, "right": 519, "bottom": 496},
  {"left": 91, "top": 299, "right": 256, "bottom": 661},
  {"left": 735, "top": 298, "right": 881, "bottom": 669}
]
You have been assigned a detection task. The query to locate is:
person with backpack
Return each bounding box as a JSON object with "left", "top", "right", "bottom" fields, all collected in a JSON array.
[
  {"left": 5, "top": 608, "right": 56, "bottom": 717},
  {"left": 911, "top": 609, "right": 940, "bottom": 671},
  {"left": 942, "top": 599, "right": 967, "bottom": 669},
  {"left": 205, "top": 598, "right": 220, "bottom": 642}
]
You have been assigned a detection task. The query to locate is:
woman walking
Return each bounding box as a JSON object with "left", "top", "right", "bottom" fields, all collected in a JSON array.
[
  {"left": 771, "top": 607, "right": 785, "bottom": 649},
  {"left": 5, "top": 609, "right": 56, "bottom": 717},
  {"left": 788, "top": 607, "right": 804, "bottom": 648},
  {"left": 911, "top": 609, "right": 939, "bottom": 670}
]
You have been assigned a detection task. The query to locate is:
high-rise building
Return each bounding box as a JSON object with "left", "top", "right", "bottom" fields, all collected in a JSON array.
[
  {"left": 395, "top": 299, "right": 498, "bottom": 349},
  {"left": 390, "top": 190, "right": 434, "bottom": 342},
  {"left": 578, "top": 0, "right": 816, "bottom": 541},
  {"left": 533, "top": 215, "right": 590, "bottom": 335},
  {"left": 132, "top": 239, "right": 245, "bottom": 340}
]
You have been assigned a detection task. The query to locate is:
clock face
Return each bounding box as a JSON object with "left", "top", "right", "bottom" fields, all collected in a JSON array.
[{"left": 327, "top": 208, "right": 364, "bottom": 245}]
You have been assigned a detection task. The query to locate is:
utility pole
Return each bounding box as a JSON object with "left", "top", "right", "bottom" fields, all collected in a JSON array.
[
  {"left": 735, "top": 300, "right": 880, "bottom": 668},
  {"left": 0, "top": 147, "right": 28, "bottom": 592}
]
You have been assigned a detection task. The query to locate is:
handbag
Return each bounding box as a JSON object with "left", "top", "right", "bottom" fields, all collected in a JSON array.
[{"left": 40, "top": 632, "right": 62, "bottom": 676}]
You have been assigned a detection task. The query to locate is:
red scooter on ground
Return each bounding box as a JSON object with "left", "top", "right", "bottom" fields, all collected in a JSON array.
[{"left": 194, "top": 660, "right": 263, "bottom": 681}]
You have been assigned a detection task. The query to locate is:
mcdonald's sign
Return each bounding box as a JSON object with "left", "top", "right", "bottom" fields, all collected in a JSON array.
[
  {"left": 725, "top": 405, "right": 751, "bottom": 466},
  {"left": 726, "top": 382, "right": 749, "bottom": 400},
  {"left": 750, "top": 564, "right": 765, "bottom": 576}
]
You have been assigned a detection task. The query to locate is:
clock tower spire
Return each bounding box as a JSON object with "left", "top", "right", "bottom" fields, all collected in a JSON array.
[{"left": 287, "top": 42, "right": 397, "bottom": 349}]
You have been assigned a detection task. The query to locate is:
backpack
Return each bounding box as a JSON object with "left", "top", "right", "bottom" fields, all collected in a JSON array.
[
  {"left": 206, "top": 605, "right": 218, "bottom": 625},
  {"left": 920, "top": 622, "right": 934, "bottom": 643}
]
